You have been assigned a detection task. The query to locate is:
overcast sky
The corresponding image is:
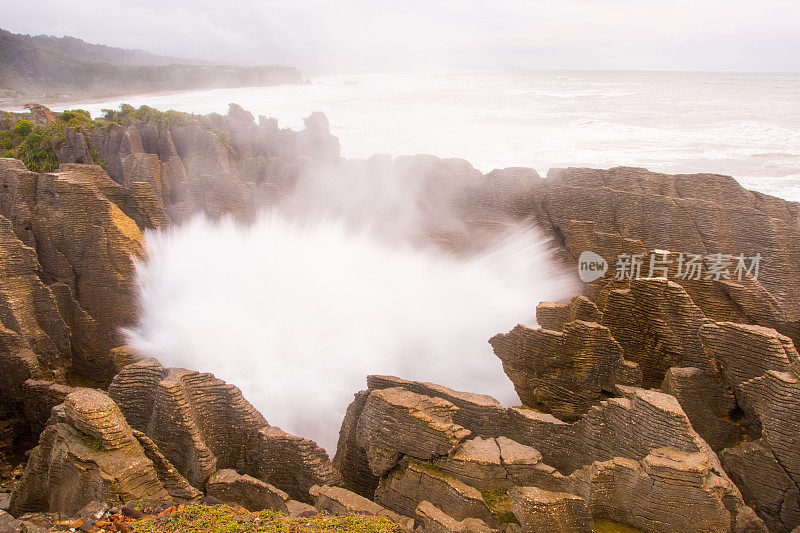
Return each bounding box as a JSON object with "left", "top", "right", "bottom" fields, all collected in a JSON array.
[{"left": 5, "top": 0, "right": 800, "bottom": 73}]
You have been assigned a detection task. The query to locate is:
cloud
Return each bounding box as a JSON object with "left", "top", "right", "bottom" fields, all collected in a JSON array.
[{"left": 4, "top": 0, "right": 799, "bottom": 72}]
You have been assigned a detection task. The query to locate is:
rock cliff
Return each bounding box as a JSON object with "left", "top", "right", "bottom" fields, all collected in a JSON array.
[{"left": 0, "top": 103, "right": 797, "bottom": 531}]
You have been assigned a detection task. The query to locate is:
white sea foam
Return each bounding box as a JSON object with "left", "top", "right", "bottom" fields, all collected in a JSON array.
[{"left": 123, "top": 213, "right": 578, "bottom": 451}]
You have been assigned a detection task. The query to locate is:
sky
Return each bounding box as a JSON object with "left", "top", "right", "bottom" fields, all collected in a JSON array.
[{"left": 4, "top": 0, "right": 800, "bottom": 73}]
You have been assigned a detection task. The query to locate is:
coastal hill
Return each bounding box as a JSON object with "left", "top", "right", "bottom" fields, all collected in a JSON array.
[{"left": 0, "top": 28, "right": 302, "bottom": 102}]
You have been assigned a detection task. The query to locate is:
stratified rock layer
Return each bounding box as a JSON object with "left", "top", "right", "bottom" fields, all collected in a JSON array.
[
  {"left": 8, "top": 389, "right": 172, "bottom": 516},
  {"left": 107, "top": 359, "right": 338, "bottom": 501}
]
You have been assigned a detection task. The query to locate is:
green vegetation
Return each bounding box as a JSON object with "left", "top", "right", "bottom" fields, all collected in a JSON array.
[
  {"left": 1, "top": 118, "right": 65, "bottom": 172},
  {"left": 478, "top": 488, "right": 518, "bottom": 524},
  {"left": 130, "top": 505, "right": 401, "bottom": 533},
  {"left": 0, "top": 107, "right": 97, "bottom": 172},
  {"left": 0, "top": 102, "right": 244, "bottom": 172},
  {"left": 74, "top": 429, "right": 106, "bottom": 452},
  {"left": 13, "top": 119, "right": 33, "bottom": 136},
  {"left": 593, "top": 518, "right": 645, "bottom": 532}
]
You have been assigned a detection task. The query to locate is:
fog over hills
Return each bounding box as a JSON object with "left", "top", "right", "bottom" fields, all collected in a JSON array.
[{"left": 0, "top": 28, "right": 301, "bottom": 101}]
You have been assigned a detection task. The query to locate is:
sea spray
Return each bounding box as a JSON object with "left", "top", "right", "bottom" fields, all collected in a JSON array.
[{"left": 123, "top": 212, "right": 578, "bottom": 452}]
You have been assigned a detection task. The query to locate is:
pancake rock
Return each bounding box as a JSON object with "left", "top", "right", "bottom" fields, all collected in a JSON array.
[
  {"left": 107, "top": 358, "right": 338, "bottom": 501},
  {"left": 335, "top": 376, "right": 763, "bottom": 532},
  {"left": 490, "top": 320, "right": 641, "bottom": 419},
  {"left": 8, "top": 389, "right": 176, "bottom": 516}
]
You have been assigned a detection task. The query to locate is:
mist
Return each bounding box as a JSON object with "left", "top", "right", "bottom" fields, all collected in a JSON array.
[
  {"left": 122, "top": 211, "right": 577, "bottom": 452},
  {"left": 5, "top": 0, "right": 800, "bottom": 73}
]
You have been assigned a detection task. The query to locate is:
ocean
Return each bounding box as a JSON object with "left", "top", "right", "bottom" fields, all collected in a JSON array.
[{"left": 38, "top": 70, "right": 800, "bottom": 202}]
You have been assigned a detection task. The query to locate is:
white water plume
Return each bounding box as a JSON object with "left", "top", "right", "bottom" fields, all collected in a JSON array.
[{"left": 124, "top": 212, "right": 578, "bottom": 452}]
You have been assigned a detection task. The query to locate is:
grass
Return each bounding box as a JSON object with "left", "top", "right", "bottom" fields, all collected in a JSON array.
[{"left": 130, "top": 505, "right": 402, "bottom": 533}]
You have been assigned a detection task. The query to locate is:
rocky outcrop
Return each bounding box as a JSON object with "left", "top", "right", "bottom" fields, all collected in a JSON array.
[
  {"left": 433, "top": 437, "right": 552, "bottom": 490},
  {"left": 414, "top": 501, "right": 495, "bottom": 533},
  {"left": 530, "top": 167, "right": 800, "bottom": 343},
  {"left": 564, "top": 448, "right": 764, "bottom": 533},
  {"left": 599, "top": 277, "right": 713, "bottom": 387},
  {"left": 355, "top": 387, "right": 470, "bottom": 477},
  {"left": 107, "top": 359, "right": 338, "bottom": 501},
  {"left": 3, "top": 106, "right": 798, "bottom": 531},
  {"left": 336, "top": 375, "right": 763, "bottom": 531},
  {"left": 535, "top": 296, "right": 601, "bottom": 331},
  {"left": 490, "top": 320, "right": 641, "bottom": 419},
  {"left": 8, "top": 389, "right": 172, "bottom": 516},
  {"left": 206, "top": 469, "right": 289, "bottom": 512},
  {"left": 698, "top": 322, "right": 800, "bottom": 531},
  {"left": 508, "top": 487, "right": 591, "bottom": 533},
  {"left": 20, "top": 380, "right": 75, "bottom": 436},
  {"left": 309, "top": 484, "right": 413, "bottom": 529},
  {"left": 375, "top": 459, "right": 497, "bottom": 526},
  {"left": 0, "top": 159, "right": 149, "bottom": 394}
]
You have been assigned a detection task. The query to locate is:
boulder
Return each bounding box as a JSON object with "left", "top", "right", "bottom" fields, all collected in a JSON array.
[
  {"left": 9, "top": 389, "right": 170, "bottom": 516},
  {"left": 108, "top": 359, "right": 338, "bottom": 501},
  {"left": 206, "top": 469, "right": 289, "bottom": 512},
  {"left": 309, "top": 484, "right": 412, "bottom": 529},
  {"left": 415, "top": 501, "right": 496, "bottom": 532},
  {"left": 490, "top": 320, "right": 641, "bottom": 419},
  {"left": 508, "top": 487, "right": 591, "bottom": 533}
]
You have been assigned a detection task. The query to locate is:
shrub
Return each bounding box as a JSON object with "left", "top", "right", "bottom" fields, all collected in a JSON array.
[
  {"left": 13, "top": 119, "right": 33, "bottom": 136},
  {"left": 58, "top": 109, "right": 92, "bottom": 125}
]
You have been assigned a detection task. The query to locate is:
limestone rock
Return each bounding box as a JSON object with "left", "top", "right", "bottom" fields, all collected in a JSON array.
[
  {"left": 566, "top": 448, "right": 766, "bottom": 533},
  {"left": 309, "top": 484, "right": 412, "bottom": 529},
  {"left": 661, "top": 367, "right": 742, "bottom": 451},
  {"left": 108, "top": 359, "right": 338, "bottom": 501},
  {"left": 206, "top": 469, "right": 289, "bottom": 513},
  {"left": 332, "top": 390, "right": 378, "bottom": 498},
  {"left": 540, "top": 167, "right": 800, "bottom": 318},
  {"left": 21, "top": 380, "right": 75, "bottom": 436},
  {"left": 355, "top": 387, "right": 470, "bottom": 477},
  {"left": 0, "top": 215, "right": 71, "bottom": 408},
  {"left": 536, "top": 295, "right": 601, "bottom": 331},
  {"left": 415, "top": 501, "right": 496, "bottom": 533},
  {"left": 598, "top": 277, "right": 715, "bottom": 387},
  {"left": 508, "top": 487, "right": 591, "bottom": 533},
  {"left": 721, "top": 440, "right": 800, "bottom": 532},
  {"left": 367, "top": 375, "right": 508, "bottom": 436},
  {"left": 9, "top": 389, "right": 169, "bottom": 516},
  {"left": 433, "top": 436, "right": 551, "bottom": 490},
  {"left": 374, "top": 459, "right": 496, "bottom": 526},
  {"left": 0, "top": 162, "right": 147, "bottom": 387},
  {"left": 490, "top": 320, "right": 641, "bottom": 419},
  {"left": 58, "top": 128, "right": 94, "bottom": 165},
  {"left": 286, "top": 499, "right": 317, "bottom": 517},
  {"left": 132, "top": 430, "right": 202, "bottom": 503}
]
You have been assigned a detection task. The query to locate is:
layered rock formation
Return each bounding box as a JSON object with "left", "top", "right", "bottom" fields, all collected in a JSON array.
[
  {"left": 107, "top": 359, "right": 338, "bottom": 501},
  {"left": 8, "top": 389, "right": 175, "bottom": 516},
  {"left": 334, "top": 376, "right": 764, "bottom": 531},
  {"left": 1, "top": 104, "right": 798, "bottom": 531}
]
